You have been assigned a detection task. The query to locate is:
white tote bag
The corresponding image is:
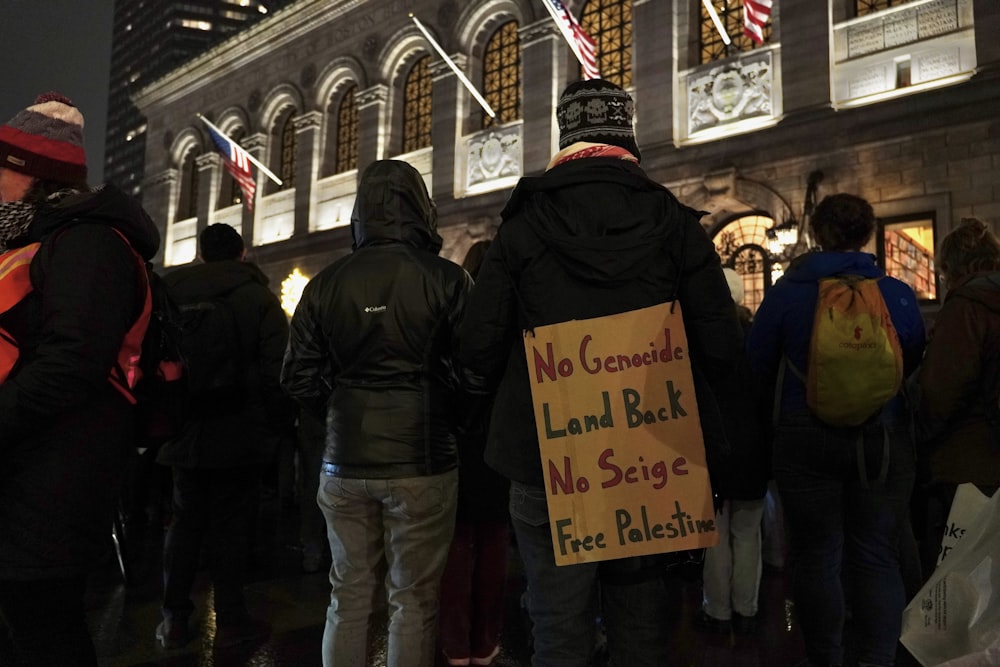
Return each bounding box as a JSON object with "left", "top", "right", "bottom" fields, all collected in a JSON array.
[
  {"left": 937, "top": 483, "right": 991, "bottom": 566},
  {"left": 901, "top": 488, "right": 1000, "bottom": 666}
]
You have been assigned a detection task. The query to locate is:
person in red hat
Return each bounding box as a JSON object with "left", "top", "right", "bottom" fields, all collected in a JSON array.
[{"left": 0, "top": 93, "right": 160, "bottom": 666}]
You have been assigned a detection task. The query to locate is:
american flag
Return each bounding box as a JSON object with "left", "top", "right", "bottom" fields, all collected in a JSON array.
[
  {"left": 743, "top": 0, "right": 772, "bottom": 45},
  {"left": 205, "top": 122, "right": 256, "bottom": 211},
  {"left": 543, "top": 0, "right": 600, "bottom": 80}
]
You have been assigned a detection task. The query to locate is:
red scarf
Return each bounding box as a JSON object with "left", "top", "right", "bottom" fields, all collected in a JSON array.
[{"left": 552, "top": 145, "right": 638, "bottom": 168}]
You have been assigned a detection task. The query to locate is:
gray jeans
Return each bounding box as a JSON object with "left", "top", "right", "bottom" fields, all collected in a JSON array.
[{"left": 317, "top": 467, "right": 458, "bottom": 667}]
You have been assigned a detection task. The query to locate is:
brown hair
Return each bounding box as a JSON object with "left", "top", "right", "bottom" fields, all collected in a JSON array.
[
  {"left": 810, "top": 193, "right": 876, "bottom": 251},
  {"left": 938, "top": 217, "right": 1000, "bottom": 283},
  {"left": 461, "top": 240, "right": 492, "bottom": 280}
]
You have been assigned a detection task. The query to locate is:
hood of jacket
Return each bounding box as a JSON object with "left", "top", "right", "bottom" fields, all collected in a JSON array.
[
  {"left": 782, "top": 250, "right": 884, "bottom": 283},
  {"left": 350, "top": 160, "right": 443, "bottom": 253},
  {"left": 26, "top": 184, "right": 160, "bottom": 260},
  {"left": 164, "top": 258, "right": 270, "bottom": 302},
  {"left": 946, "top": 271, "right": 1000, "bottom": 310},
  {"left": 500, "top": 157, "right": 693, "bottom": 287}
]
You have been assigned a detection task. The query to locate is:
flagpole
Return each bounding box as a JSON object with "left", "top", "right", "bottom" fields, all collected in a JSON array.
[
  {"left": 409, "top": 14, "right": 496, "bottom": 119},
  {"left": 539, "top": 0, "right": 589, "bottom": 74},
  {"left": 701, "top": 0, "right": 732, "bottom": 46},
  {"left": 196, "top": 113, "right": 283, "bottom": 186}
]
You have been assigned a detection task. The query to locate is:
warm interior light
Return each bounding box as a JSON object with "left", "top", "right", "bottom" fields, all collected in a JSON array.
[{"left": 281, "top": 268, "right": 310, "bottom": 317}]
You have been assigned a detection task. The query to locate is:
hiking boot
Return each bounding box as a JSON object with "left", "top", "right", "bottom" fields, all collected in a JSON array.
[
  {"left": 733, "top": 612, "right": 758, "bottom": 635},
  {"left": 693, "top": 609, "right": 732, "bottom": 634},
  {"left": 155, "top": 617, "right": 192, "bottom": 649}
]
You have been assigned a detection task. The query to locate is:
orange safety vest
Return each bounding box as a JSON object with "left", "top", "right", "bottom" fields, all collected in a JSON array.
[{"left": 0, "top": 231, "right": 152, "bottom": 403}]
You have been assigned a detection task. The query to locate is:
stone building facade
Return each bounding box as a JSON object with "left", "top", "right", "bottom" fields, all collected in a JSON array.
[{"left": 132, "top": 0, "right": 1000, "bottom": 315}]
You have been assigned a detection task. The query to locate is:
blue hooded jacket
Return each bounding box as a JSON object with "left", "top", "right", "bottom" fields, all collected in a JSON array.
[{"left": 748, "top": 251, "right": 926, "bottom": 420}]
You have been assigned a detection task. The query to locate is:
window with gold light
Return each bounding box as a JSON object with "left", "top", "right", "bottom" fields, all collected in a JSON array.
[
  {"left": 402, "top": 55, "right": 433, "bottom": 153},
  {"left": 482, "top": 21, "right": 521, "bottom": 128},
  {"left": 855, "top": 0, "right": 918, "bottom": 17},
  {"left": 712, "top": 213, "right": 776, "bottom": 313},
  {"left": 869, "top": 215, "right": 937, "bottom": 301},
  {"left": 700, "top": 0, "right": 771, "bottom": 65},
  {"left": 335, "top": 85, "right": 359, "bottom": 173},
  {"left": 581, "top": 0, "right": 633, "bottom": 88},
  {"left": 279, "top": 112, "right": 297, "bottom": 190}
]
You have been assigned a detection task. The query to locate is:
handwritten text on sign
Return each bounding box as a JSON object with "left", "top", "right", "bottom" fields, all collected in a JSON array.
[{"left": 524, "top": 302, "right": 717, "bottom": 566}]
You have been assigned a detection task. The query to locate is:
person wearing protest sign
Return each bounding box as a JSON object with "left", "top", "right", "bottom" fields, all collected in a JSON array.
[
  {"left": 456, "top": 79, "right": 742, "bottom": 666},
  {"left": 747, "top": 193, "right": 926, "bottom": 667},
  {"left": 915, "top": 217, "right": 1000, "bottom": 576}
]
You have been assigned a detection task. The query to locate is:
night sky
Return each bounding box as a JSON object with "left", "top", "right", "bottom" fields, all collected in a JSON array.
[{"left": 1, "top": 0, "right": 115, "bottom": 182}]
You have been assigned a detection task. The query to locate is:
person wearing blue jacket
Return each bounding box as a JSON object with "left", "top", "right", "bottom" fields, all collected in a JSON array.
[{"left": 747, "top": 193, "right": 925, "bottom": 667}]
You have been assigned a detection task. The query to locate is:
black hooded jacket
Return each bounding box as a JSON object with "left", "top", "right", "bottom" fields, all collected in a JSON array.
[
  {"left": 456, "top": 157, "right": 743, "bottom": 488},
  {"left": 281, "top": 160, "right": 473, "bottom": 478},
  {"left": 0, "top": 184, "right": 159, "bottom": 580}
]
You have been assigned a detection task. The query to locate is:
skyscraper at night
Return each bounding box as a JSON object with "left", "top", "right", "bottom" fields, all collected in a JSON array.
[{"left": 104, "top": 0, "right": 294, "bottom": 199}]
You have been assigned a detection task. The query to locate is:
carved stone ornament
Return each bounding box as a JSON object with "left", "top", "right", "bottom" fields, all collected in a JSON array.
[
  {"left": 688, "top": 51, "right": 773, "bottom": 134},
  {"left": 300, "top": 63, "right": 317, "bottom": 90},
  {"left": 248, "top": 90, "right": 262, "bottom": 113},
  {"left": 363, "top": 34, "right": 380, "bottom": 62},
  {"left": 466, "top": 126, "right": 521, "bottom": 189}
]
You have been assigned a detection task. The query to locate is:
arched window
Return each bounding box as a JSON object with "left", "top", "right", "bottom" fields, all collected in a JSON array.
[
  {"left": 279, "top": 113, "right": 297, "bottom": 190},
  {"left": 402, "top": 55, "right": 433, "bottom": 152},
  {"left": 482, "top": 21, "right": 521, "bottom": 128},
  {"left": 700, "top": 1, "right": 771, "bottom": 64},
  {"left": 581, "top": 0, "right": 632, "bottom": 88},
  {"left": 178, "top": 149, "right": 199, "bottom": 220},
  {"left": 219, "top": 127, "right": 246, "bottom": 208},
  {"left": 335, "top": 85, "right": 359, "bottom": 173},
  {"left": 856, "top": 0, "right": 916, "bottom": 17},
  {"left": 712, "top": 213, "right": 775, "bottom": 313}
]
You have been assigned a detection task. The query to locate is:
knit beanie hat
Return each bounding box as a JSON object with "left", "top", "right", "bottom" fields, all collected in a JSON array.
[
  {"left": 0, "top": 92, "right": 87, "bottom": 184},
  {"left": 556, "top": 79, "right": 640, "bottom": 161}
]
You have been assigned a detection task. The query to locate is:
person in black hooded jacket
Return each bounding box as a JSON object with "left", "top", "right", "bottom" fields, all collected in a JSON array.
[
  {"left": 456, "top": 79, "right": 742, "bottom": 666},
  {"left": 282, "top": 159, "right": 472, "bottom": 667},
  {"left": 0, "top": 93, "right": 159, "bottom": 666}
]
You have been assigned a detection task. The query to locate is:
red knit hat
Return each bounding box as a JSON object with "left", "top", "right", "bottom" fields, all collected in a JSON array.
[{"left": 0, "top": 92, "right": 87, "bottom": 184}]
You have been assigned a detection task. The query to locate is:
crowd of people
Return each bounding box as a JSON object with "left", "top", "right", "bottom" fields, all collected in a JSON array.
[{"left": 0, "top": 79, "right": 998, "bottom": 667}]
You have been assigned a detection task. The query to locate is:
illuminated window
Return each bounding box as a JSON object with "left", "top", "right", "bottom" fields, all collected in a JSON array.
[
  {"left": 700, "top": 0, "right": 770, "bottom": 65},
  {"left": 279, "top": 113, "right": 296, "bottom": 190},
  {"left": 402, "top": 56, "right": 433, "bottom": 152},
  {"left": 712, "top": 213, "right": 775, "bottom": 313},
  {"left": 177, "top": 18, "right": 212, "bottom": 30},
  {"left": 335, "top": 85, "right": 359, "bottom": 173},
  {"left": 874, "top": 215, "right": 937, "bottom": 301},
  {"left": 482, "top": 21, "right": 521, "bottom": 128},
  {"left": 581, "top": 0, "right": 632, "bottom": 88},
  {"left": 179, "top": 149, "right": 199, "bottom": 220},
  {"left": 856, "top": 0, "right": 917, "bottom": 17}
]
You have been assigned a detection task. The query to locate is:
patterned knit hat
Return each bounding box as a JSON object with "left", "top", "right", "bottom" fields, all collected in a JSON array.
[
  {"left": 0, "top": 92, "right": 87, "bottom": 184},
  {"left": 556, "top": 79, "right": 640, "bottom": 161}
]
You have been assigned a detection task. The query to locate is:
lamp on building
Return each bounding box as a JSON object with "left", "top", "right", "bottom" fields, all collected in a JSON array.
[{"left": 763, "top": 170, "right": 824, "bottom": 282}]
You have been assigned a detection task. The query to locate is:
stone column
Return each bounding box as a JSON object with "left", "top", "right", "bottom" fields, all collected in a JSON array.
[
  {"left": 195, "top": 152, "right": 220, "bottom": 234},
  {"left": 632, "top": 0, "right": 673, "bottom": 150},
  {"left": 293, "top": 110, "right": 322, "bottom": 236},
  {"left": 142, "top": 169, "right": 178, "bottom": 267},
  {"left": 356, "top": 84, "right": 389, "bottom": 178},
  {"left": 242, "top": 132, "right": 269, "bottom": 247},
  {"left": 429, "top": 55, "right": 463, "bottom": 203},
  {"left": 519, "top": 20, "right": 566, "bottom": 175}
]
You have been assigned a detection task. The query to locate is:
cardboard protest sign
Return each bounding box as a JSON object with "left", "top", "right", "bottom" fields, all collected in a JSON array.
[{"left": 523, "top": 301, "right": 717, "bottom": 566}]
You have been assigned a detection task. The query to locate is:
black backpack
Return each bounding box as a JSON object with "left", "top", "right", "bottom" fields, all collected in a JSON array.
[
  {"left": 133, "top": 266, "right": 188, "bottom": 448},
  {"left": 174, "top": 285, "right": 246, "bottom": 417}
]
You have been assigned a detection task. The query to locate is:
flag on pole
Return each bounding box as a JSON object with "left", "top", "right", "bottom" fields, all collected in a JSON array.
[
  {"left": 743, "top": 0, "right": 772, "bottom": 45},
  {"left": 202, "top": 121, "right": 257, "bottom": 211},
  {"left": 541, "top": 0, "right": 600, "bottom": 80}
]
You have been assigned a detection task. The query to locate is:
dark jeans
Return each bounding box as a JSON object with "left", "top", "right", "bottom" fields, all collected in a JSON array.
[
  {"left": 774, "top": 417, "right": 915, "bottom": 667},
  {"left": 509, "top": 482, "right": 670, "bottom": 667},
  {"left": 162, "top": 465, "right": 261, "bottom": 623},
  {"left": 438, "top": 520, "right": 510, "bottom": 661},
  {"left": 0, "top": 575, "right": 96, "bottom": 667}
]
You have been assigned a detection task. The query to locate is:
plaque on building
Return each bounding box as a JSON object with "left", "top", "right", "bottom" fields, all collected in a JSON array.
[
  {"left": 884, "top": 11, "right": 919, "bottom": 49},
  {"left": 687, "top": 51, "right": 773, "bottom": 135},
  {"left": 912, "top": 48, "right": 962, "bottom": 84},
  {"left": 917, "top": 0, "right": 959, "bottom": 39},
  {"left": 848, "top": 64, "right": 892, "bottom": 99},
  {"left": 847, "top": 22, "right": 885, "bottom": 59},
  {"left": 465, "top": 126, "right": 522, "bottom": 193}
]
